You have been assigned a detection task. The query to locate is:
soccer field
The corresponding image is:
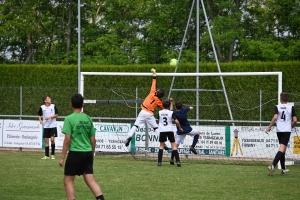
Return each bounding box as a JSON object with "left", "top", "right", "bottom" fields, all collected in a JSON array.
[{"left": 0, "top": 150, "right": 299, "bottom": 200}]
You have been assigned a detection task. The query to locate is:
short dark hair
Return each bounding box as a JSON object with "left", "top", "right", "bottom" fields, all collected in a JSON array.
[
  {"left": 71, "top": 93, "right": 84, "bottom": 108},
  {"left": 162, "top": 99, "right": 171, "bottom": 109},
  {"left": 43, "top": 95, "right": 50, "bottom": 103},
  {"left": 280, "top": 92, "right": 290, "bottom": 102},
  {"left": 175, "top": 101, "right": 183, "bottom": 110},
  {"left": 156, "top": 88, "right": 164, "bottom": 98}
]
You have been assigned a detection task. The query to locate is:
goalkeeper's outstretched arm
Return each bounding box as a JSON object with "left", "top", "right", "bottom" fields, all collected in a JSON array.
[{"left": 150, "top": 68, "right": 157, "bottom": 93}]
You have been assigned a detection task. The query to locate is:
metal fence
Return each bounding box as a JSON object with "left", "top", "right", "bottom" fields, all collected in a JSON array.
[{"left": 2, "top": 86, "right": 300, "bottom": 126}]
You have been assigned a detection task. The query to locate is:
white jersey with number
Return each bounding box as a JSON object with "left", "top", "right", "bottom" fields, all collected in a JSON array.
[
  {"left": 158, "top": 109, "right": 174, "bottom": 132},
  {"left": 40, "top": 104, "right": 57, "bottom": 128},
  {"left": 275, "top": 104, "right": 295, "bottom": 132}
]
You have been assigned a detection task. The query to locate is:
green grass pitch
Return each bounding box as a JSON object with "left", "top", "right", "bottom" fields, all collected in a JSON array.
[{"left": 0, "top": 151, "right": 299, "bottom": 200}]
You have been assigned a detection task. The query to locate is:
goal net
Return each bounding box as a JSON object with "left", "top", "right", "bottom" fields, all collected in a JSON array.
[{"left": 80, "top": 71, "right": 300, "bottom": 166}]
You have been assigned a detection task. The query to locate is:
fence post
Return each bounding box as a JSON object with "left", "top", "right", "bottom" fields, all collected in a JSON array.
[
  {"left": 20, "top": 86, "right": 22, "bottom": 119},
  {"left": 145, "top": 123, "right": 149, "bottom": 158},
  {"left": 136, "top": 86, "right": 138, "bottom": 117},
  {"left": 260, "top": 88, "right": 262, "bottom": 126}
]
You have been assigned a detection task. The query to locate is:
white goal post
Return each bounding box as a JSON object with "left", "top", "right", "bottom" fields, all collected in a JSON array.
[
  {"left": 77, "top": 71, "right": 300, "bottom": 164},
  {"left": 80, "top": 72, "right": 282, "bottom": 104}
]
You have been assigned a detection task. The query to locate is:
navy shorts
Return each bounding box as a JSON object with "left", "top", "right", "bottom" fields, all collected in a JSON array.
[
  {"left": 159, "top": 131, "right": 175, "bottom": 143},
  {"left": 277, "top": 132, "right": 291, "bottom": 146},
  {"left": 43, "top": 127, "right": 57, "bottom": 138},
  {"left": 64, "top": 151, "right": 94, "bottom": 176}
]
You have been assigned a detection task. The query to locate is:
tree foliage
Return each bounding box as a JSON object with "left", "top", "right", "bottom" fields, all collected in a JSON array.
[{"left": 1, "top": 0, "right": 300, "bottom": 64}]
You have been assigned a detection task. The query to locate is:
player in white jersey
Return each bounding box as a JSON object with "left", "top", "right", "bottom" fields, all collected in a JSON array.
[
  {"left": 157, "top": 98, "right": 183, "bottom": 167},
  {"left": 265, "top": 92, "right": 297, "bottom": 175},
  {"left": 38, "top": 95, "right": 59, "bottom": 160}
]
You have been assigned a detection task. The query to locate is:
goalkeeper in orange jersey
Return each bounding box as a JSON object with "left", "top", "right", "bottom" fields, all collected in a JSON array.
[{"left": 124, "top": 68, "right": 169, "bottom": 150}]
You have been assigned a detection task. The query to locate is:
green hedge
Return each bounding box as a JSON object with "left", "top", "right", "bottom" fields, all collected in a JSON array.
[
  {"left": 1, "top": 61, "right": 299, "bottom": 125},
  {"left": 1, "top": 61, "right": 299, "bottom": 92}
]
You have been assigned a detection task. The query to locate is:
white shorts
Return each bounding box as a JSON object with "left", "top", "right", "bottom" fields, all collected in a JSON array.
[
  {"left": 134, "top": 110, "right": 158, "bottom": 128},
  {"left": 175, "top": 129, "right": 199, "bottom": 144}
]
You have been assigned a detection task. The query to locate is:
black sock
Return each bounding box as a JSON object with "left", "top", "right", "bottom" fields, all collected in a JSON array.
[
  {"left": 191, "top": 135, "right": 199, "bottom": 147},
  {"left": 96, "top": 195, "right": 105, "bottom": 200},
  {"left": 171, "top": 150, "right": 174, "bottom": 160},
  {"left": 272, "top": 151, "right": 283, "bottom": 167},
  {"left": 51, "top": 144, "right": 55, "bottom": 155},
  {"left": 45, "top": 146, "right": 49, "bottom": 157},
  {"left": 173, "top": 150, "right": 180, "bottom": 162},
  {"left": 158, "top": 149, "right": 163, "bottom": 162},
  {"left": 280, "top": 152, "right": 286, "bottom": 170}
]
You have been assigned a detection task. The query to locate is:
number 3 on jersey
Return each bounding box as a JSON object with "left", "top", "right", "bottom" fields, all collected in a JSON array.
[{"left": 163, "top": 117, "right": 168, "bottom": 126}]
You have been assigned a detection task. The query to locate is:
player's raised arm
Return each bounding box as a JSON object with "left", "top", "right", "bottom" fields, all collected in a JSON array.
[
  {"left": 150, "top": 68, "right": 157, "bottom": 93},
  {"left": 170, "top": 98, "right": 174, "bottom": 110}
]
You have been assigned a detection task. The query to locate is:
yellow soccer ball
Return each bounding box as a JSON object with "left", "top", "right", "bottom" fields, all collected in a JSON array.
[{"left": 169, "top": 59, "right": 178, "bottom": 67}]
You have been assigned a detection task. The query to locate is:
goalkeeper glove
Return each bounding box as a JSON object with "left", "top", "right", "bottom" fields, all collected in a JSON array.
[{"left": 151, "top": 68, "right": 156, "bottom": 77}]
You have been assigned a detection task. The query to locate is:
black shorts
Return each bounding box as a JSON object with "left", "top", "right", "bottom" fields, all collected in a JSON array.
[
  {"left": 277, "top": 132, "right": 291, "bottom": 146},
  {"left": 43, "top": 128, "right": 57, "bottom": 138},
  {"left": 159, "top": 131, "right": 175, "bottom": 143},
  {"left": 64, "top": 151, "right": 94, "bottom": 176}
]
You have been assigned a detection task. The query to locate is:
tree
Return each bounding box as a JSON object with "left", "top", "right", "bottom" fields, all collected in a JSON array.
[{"left": 1, "top": 0, "right": 300, "bottom": 64}]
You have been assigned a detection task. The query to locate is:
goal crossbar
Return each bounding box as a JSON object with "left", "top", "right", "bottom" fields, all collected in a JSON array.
[
  {"left": 80, "top": 71, "right": 282, "bottom": 104},
  {"left": 81, "top": 71, "right": 282, "bottom": 77}
]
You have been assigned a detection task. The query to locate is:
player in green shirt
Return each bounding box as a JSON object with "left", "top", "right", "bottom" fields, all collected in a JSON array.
[{"left": 59, "top": 93, "right": 105, "bottom": 200}]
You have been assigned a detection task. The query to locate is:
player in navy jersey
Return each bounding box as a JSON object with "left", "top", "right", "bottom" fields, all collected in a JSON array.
[
  {"left": 265, "top": 92, "right": 297, "bottom": 175},
  {"left": 157, "top": 98, "right": 183, "bottom": 167},
  {"left": 38, "top": 95, "right": 58, "bottom": 159},
  {"left": 171, "top": 101, "right": 201, "bottom": 160}
]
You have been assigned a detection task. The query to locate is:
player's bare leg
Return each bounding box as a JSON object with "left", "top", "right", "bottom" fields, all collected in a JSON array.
[
  {"left": 63, "top": 175, "right": 76, "bottom": 200},
  {"left": 83, "top": 174, "right": 104, "bottom": 198}
]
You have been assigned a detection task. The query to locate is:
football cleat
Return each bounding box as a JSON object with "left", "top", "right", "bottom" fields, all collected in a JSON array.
[
  {"left": 169, "top": 159, "right": 174, "bottom": 165},
  {"left": 190, "top": 146, "right": 197, "bottom": 154},
  {"left": 281, "top": 169, "right": 289, "bottom": 175},
  {"left": 176, "top": 161, "right": 182, "bottom": 167},
  {"left": 268, "top": 165, "right": 275, "bottom": 176},
  {"left": 124, "top": 137, "right": 132, "bottom": 147}
]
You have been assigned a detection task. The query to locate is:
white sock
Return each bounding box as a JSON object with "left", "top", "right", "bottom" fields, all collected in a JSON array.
[{"left": 128, "top": 126, "right": 137, "bottom": 137}]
